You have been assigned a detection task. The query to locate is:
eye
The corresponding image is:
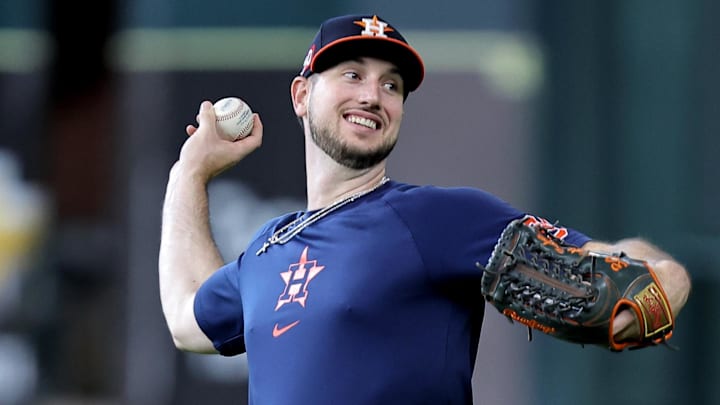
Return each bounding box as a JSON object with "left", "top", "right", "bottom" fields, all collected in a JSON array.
[
  {"left": 343, "top": 71, "right": 360, "bottom": 80},
  {"left": 383, "top": 79, "right": 405, "bottom": 95},
  {"left": 383, "top": 82, "right": 398, "bottom": 92}
]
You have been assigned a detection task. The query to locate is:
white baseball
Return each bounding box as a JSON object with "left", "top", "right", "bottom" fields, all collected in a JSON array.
[{"left": 213, "top": 97, "right": 254, "bottom": 141}]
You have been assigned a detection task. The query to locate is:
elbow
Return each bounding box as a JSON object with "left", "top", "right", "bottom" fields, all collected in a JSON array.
[
  {"left": 165, "top": 320, "right": 192, "bottom": 349},
  {"left": 165, "top": 322, "right": 192, "bottom": 351},
  {"left": 673, "top": 263, "right": 692, "bottom": 320},
  {"left": 669, "top": 259, "right": 691, "bottom": 298},
  {"left": 165, "top": 322, "right": 217, "bottom": 354},
  {"left": 171, "top": 334, "right": 194, "bottom": 352},
  {"left": 160, "top": 296, "right": 215, "bottom": 353},
  {"left": 675, "top": 261, "right": 692, "bottom": 307}
]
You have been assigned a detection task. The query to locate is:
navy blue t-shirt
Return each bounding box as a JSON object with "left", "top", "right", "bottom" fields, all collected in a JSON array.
[{"left": 194, "top": 181, "right": 590, "bottom": 404}]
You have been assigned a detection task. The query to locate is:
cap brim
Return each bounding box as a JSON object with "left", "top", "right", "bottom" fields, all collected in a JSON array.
[{"left": 310, "top": 36, "right": 425, "bottom": 93}]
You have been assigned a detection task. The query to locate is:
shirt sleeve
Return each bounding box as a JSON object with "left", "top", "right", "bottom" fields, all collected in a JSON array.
[{"left": 193, "top": 257, "right": 246, "bottom": 356}]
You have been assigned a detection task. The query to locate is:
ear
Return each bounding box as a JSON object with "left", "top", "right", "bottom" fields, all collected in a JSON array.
[{"left": 290, "top": 76, "right": 310, "bottom": 118}]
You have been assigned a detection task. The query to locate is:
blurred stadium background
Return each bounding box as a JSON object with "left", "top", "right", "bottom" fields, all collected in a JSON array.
[{"left": 0, "top": 0, "right": 717, "bottom": 404}]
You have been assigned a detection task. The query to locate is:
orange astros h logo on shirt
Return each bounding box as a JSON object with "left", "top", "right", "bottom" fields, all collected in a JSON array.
[
  {"left": 273, "top": 247, "right": 326, "bottom": 338},
  {"left": 276, "top": 246, "right": 326, "bottom": 310}
]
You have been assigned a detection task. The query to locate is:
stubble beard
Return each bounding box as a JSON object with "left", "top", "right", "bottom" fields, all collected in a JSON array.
[{"left": 307, "top": 104, "right": 397, "bottom": 170}]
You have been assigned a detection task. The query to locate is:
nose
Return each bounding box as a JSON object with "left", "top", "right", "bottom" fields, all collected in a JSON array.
[{"left": 357, "top": 81, "right": 381, "bottom": 108}]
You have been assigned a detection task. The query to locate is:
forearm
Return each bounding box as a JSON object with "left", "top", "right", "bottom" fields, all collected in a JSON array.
[
  {"left": 159, "top": 162, "right": 222, "bottom": 351},
  {"left": 584, "top": 238, "right": 673, "bottom": 262}
]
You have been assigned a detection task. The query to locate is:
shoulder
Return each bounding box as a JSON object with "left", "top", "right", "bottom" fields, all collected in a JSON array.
[
  {"left": 376, "top": 182, "right": 525, "bottom": 276},
  {"left": 383, "top": 181, "right": 504, "bottom": 202},
  {"left": 382, "top": 181, "right": 521, "bottom": 217},
  {"left": 378, "top": 181, "right": 525, "bottom": 246}
]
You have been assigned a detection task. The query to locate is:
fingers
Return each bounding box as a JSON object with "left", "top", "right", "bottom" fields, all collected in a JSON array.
[
  {"left": 249, "top": 114, "right": 263, "bottom": 138},
  {"left": 224, "top": 114, "right": 263, "bottom": 152},
  {"left": 185, "top": 101, "right": 263, "bottom": 148},
  {"left": 196, "top": 101, "right": 215, "bottom": 127},
  {"left": 243, "top": 114, "right": 264, "bottom": 146},
  {"left": 186, "top": 101, "right": 213, "bottom": 137}
]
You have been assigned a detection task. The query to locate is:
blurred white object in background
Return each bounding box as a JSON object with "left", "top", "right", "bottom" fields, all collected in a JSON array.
[
  {"left": 0, "top": 149, "right": 49, "bottom": 403},
  {"left": 0, "top": 148, "right": 50, "bottom": 288},
  {"left": 0, "top": 333, "right": 37, "bottom": 404}
]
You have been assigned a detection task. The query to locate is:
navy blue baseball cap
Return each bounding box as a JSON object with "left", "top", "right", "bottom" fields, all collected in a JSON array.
[{"left": 299, "top": 14, "right": 425, "bottom": 94}]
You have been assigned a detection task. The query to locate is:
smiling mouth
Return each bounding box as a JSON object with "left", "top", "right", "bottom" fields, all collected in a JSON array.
[{"left": 346, "top": 114, "right": 379, "bottom": 130}]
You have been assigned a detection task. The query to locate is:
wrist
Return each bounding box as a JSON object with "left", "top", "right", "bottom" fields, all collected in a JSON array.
[{"left": 170, "top": 160, "right": 212, "bottom": 185}]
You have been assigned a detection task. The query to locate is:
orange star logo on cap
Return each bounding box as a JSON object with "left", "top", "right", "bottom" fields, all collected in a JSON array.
[{"left": 353, "top": 15, "right": 394, "bottom": 38}]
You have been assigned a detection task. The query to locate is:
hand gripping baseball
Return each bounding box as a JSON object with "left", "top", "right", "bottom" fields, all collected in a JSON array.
[
  {"left": 181, "top": 100, "right": 262, "bottom": 180},
  {"left": 478, "top": 219, "right": 674, "bottom": 351}
]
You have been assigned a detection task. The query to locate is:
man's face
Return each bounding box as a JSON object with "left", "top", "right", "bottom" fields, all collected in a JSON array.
[{"left": 305, "top": 57, "right": 405, "bottom": 170}]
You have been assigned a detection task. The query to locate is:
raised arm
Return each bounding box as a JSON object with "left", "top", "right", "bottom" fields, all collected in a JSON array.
[{"left": 159, "top": 101, "right": 262, "bottom": 352}]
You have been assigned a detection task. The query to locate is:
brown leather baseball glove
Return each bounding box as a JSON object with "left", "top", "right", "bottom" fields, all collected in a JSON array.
[{"left": 478, "top": 219, "right": 674, "bottom": 351}]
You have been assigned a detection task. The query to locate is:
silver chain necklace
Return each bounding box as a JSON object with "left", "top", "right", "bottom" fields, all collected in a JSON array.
[{"left": 256, "top": 176, "right": 390, "bottom": 256}]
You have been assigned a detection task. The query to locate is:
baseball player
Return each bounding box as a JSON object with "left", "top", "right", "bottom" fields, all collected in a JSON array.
[{"left": 159, "top": 14, "right": 691, "bottom": 404}]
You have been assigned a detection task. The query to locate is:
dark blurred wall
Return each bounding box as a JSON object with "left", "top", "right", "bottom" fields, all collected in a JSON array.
[
  {"left": 45, "top": 0, "right": 124, "bottom": 401},
  {"left": 533, "top": 1, "right": 718, "bottom": 404}
]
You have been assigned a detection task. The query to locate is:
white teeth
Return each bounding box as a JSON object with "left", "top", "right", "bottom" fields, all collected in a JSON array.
[{"left": 347, "top": 115, "right": 377, "bottom": 129}]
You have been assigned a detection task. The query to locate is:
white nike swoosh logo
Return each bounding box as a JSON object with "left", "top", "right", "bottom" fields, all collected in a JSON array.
[{"left": 272, "top": 320, "right": 300, "bottom": 338}]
